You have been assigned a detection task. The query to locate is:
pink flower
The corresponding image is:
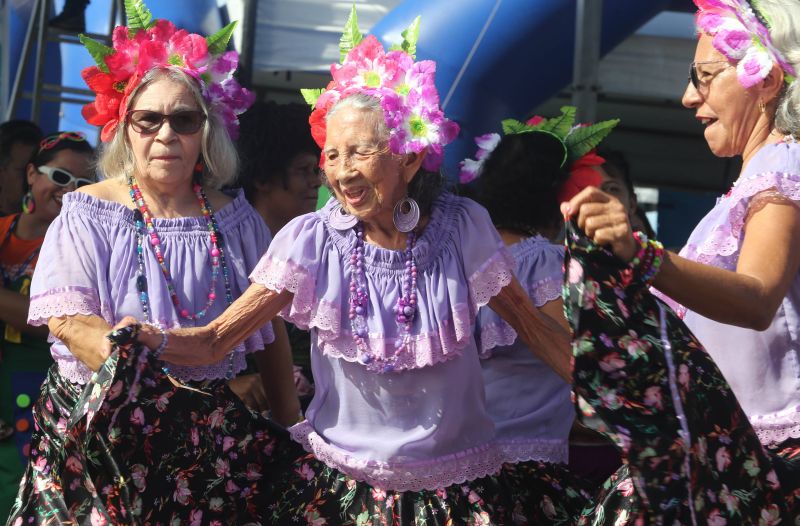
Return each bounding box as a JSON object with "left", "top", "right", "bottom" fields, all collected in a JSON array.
[
  {"left": 174, "top": 474, "right": 191, "bottom": 504},
  {"left": 90, "top": 507, "right": 107, "bottom": 526},
  {"left": 540, "top": 495, "right": 556, "bottom": 518},
  {"left": 371, "top": 487, "right": 387, "bottom": 501},
  {"left": 568, "top": 258, "right": 584, "bottom": 284},
  {"left": 713, "top": 28, "right": 751, "bottom": 60},
  {"left": 716, "top": 446, "right": 731, "bottom": 472},
  {"left": 214, "top": 458, "right": 230, "bottom": 478},
  {"left": 526, "top": 115, "right": 545, "bottom": 126},
  {"left": 245, "top": 463, "right": 262, "bottom": 481},
  {"left": 617, "top": 477, "right": 634, "bottom": 497},
  {"left": 458, "top": 132, "right": 501, "bottom": 183},
  {"left": 599, "top": 352, "right": 626, "bottom": 373},
  {"left": 224, "top": 479, "right": 240, "bottom": 494},
  {"left": 130, "top": 407, "right": 145, "bottom": 426},
  {"left": 678, "top": 363, "right": 690, "bottom": 388},
  {"left": 131, "top": 464, "right": 147, "bottom": 491},
  {"left": 296, "top": 463, "right": 315, "bottom": 481},
  {"left": 189, "top": 509, "right": 203, "bottom": 526},
  {"left": 643, "top": 386, "right": 663, "bottom": 410},
  {"left": 222, "top": 436, "right": 236, "bottom": 452},
  {"left": 208, "top": 408, "right": 224, "bottom": 428},
  {"left": 737, "top": 47, "right": 773, "bottom": 88},
  {"left": 708, "top": 509, "right": 727, "bottom": 526}
]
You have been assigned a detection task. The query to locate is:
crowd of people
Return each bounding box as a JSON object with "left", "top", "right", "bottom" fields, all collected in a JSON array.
[{"left": 1, "top": 0, "right": 799, "bottom": 524}]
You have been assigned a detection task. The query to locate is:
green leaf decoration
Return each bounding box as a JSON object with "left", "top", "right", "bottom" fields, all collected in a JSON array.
[
  {"left": 501, "top": 119, "right": 531, "bottom": 135},
  {"left": 124, "top": 0, "right": 155, "bottom": 34},
  {"left": 300, "top": 88, "right": 325, "bottom": 108},
  {"left": 206, "top": 21, "right": 237, "bottom": 55},
  {"left": 540, "top": 106, "right": 577, "bottom": 138},
  {"left": 79, "top": 34, "right": 114, "bottom": 73},
  {"left": 565, "top": 118, "right": 620, "bottom": 162},
  {"left": 339, "top": 5, "right": 363, "bottom": 63},
  {"left": 400, "top": 16, "right": 421, "bottom": 58}
]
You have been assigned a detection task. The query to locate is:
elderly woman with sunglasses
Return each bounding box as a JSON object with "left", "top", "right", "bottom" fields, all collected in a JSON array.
[
  {"left": 8, "top": 6, "right": 302, "bottom": 524},
  {"left": 563, "top": 0, "right": 800, "bottom": 506},
  {"left": 0, "top": 131, "right": 94, "bottom": 519}
]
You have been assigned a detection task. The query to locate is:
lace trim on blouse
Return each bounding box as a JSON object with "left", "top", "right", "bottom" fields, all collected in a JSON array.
[{"left": 289, "top": 420, "right": 508, "bottom": 491}]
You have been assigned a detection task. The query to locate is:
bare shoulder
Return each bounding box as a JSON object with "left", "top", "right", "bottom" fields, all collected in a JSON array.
[
  {"left": 76, "top": 178, "right": 133, "bottom": 207},
  {"left": 204, "top": 187, "right": 235, "bottom": 211}
]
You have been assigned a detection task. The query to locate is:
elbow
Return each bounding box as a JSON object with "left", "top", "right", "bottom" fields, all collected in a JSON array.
[{"left": 740, "top": 303, "right": 777, "bottom": 332}]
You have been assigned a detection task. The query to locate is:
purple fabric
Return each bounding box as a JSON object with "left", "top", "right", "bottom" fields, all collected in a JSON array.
[
  {"left": 250, "top": 193, "right": 517, "bottom": 491},
  {"left": 476, "top": 236, "right": 573, "bottom": 465},
  {"left": 28, "top": 190, "right": 275, "bottom": 384},
  {"left": 659, "top": 141, "right": 800, "bottom": 446}
]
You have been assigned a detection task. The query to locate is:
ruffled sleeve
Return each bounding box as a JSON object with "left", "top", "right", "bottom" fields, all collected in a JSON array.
[
  {"left": 453, "top": 198, "right": 515, "bottom": 309},
  {"left": 28, "top": 197, "right": 111, "bottom": 326},
  {"left": 476, "top": 237, "right": 564, "bottom": 357},
  {"left": 249, "top": 211, "right": 338, "bottom": 334}
]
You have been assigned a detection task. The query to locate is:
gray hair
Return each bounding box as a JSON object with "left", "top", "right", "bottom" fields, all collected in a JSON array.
[
  {"left": 756, "top": 0, "right": 800, "bottom": 136},
  {"left": 97, "top": 67, "right": 239, "bottom": 188},
  {"left": 325, "top": 93, "right": 444, "bottom": 216}
]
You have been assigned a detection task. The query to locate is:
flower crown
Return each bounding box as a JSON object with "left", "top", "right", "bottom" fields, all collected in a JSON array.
[
  {"left": 459, "top": 106, "right": 619, "bottom": 191},
  {"left": 694, "top": 0, "right": 796, "bottom": 88},
  {"left": 79, "top": 0, "right": 254, "bottom": 142},
  {"left": 301, "top": 7, "right": 459, "bottom": 172}
]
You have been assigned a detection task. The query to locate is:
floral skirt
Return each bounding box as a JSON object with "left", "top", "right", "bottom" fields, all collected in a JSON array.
[
  {"left": 267, "top": 453, "right": 607, "bottom": 526},
  {"left": 562, "top": 221, "right": 799, "bottom": 524},
  {"left": 7, "top": 344, "right": 302, "bottom": 525}
]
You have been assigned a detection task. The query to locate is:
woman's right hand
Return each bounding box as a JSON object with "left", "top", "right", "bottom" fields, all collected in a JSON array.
[{"left": 561, "top": 186, "right": 638, "bottom": 262}]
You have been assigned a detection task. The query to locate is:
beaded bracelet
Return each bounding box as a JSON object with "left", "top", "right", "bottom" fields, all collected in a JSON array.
[
  {"left": 631, "top": 231, "right": 665, "bottom": 285},
  {"left": 145, "top": 323, "right": 168, "bottom": 359}
]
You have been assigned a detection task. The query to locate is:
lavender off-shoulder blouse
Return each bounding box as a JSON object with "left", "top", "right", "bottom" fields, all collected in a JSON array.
[
  {"left": 28, "top": 190, "right": 275, "bottom": 384},
  {"left": 250, "top": 193, "right": 516, "bottom": 491},
  {"left": 475, "top": 236, "right": 573, "bottom": 465},
  {"left": 657, "top": 140, "right": 800, "bottom": 447}
]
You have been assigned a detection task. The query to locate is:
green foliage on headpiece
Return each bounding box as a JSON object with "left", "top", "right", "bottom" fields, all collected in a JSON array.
[
  {"left": 500, "top": 106, "right": 619, "bottom": 167},
  {"left": 206, "top": 21, "right": 237, "bottom": 55},
  {"left": 564, "top": 118, "right": 619, "bottom": 162},
  {"left": 339, "top": 5, "right": 363, "bottom": 63},
  {"left": 301, "top": 88, "right": 325, "bottom": 107},
  {"left": 389, "top": 16, "right": 421, "bottom": 59},
  {"left": 125, "top": 0, "right": 156, "bottom": 36},
  {"left": 79, "top": 34, "right": 114, "bottom": 72}
]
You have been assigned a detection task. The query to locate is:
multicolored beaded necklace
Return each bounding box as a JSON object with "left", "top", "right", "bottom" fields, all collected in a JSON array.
[
  {"left": 348, "top": 223, "right": 417, "bottom": 373},
  {"left": 128, "top": 175, "right": 236, "bottom": 377}
]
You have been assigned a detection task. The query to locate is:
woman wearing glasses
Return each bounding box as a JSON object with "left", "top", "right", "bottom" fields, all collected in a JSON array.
[
  {"left": 8, "top": 7, "right": 301, "bottom": 523},
  {"left": 0, "top": 131, "right": 94, "bottom": 520},
  {"left": 563, "top": 0, "right": 800, "bottom": 516}
]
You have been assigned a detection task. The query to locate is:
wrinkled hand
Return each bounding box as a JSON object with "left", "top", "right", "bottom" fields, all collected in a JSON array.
[
  {"left": 561, "top": 186, "right": 638, "bottom": 262},
  {"left": 228, "top": 373, "right": 270, "bottom": 413}
]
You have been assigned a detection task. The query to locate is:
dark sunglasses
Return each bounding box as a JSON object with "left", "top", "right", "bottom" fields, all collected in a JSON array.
[
  {"left": 126, "top": 110, "right": 206, "bottom": 135},
  {"left": 38, "top": 165, "right": 93, "bottom": 188},
  {"left": 688, "top": 60, "right": 731, "bottom": 90}
]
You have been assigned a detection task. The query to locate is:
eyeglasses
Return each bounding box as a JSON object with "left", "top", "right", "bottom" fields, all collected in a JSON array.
[
  {"left": 688, "top": 60, "right": 731, "bottom": 90},
  {"left": 37, "top": 165, "right": 93, "bottom": 188},
  {"left": 126, "top": 110, "right": 206, "bottom": 135},
  {"left": 39, "top": 131, "right": 87, "bottom": 151}
]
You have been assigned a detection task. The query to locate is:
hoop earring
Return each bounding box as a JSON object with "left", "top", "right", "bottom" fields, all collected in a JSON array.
[
  {"left": 758, "top": 99, "right": 766, "bottom": 114},
  {"left": 393, "top": 196, "right": 419, "bottom": 232},
  {"left": 21, "top": 191, "right": 35, "bottom": 214},
  {"left": 329, "top": 202, "right": 358, "bottom": 230}
]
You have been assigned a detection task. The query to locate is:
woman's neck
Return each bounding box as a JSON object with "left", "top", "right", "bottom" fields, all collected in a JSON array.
[
  {"left": 133, "top": 175, "right": 199, "bottom": 218},
  {"left": 15, "top": 210, "right": 50, "bottom": 240},
  {"left": 742, "top": 115, "right": 781, "bottom": 168}
]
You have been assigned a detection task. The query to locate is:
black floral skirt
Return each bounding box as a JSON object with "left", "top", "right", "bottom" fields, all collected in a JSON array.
[
  {"left": 562, "top": 221, "right": 798, "bottom": 524},
  {"left": 7, "top": 344, "right": 302, "bottom": 525}
]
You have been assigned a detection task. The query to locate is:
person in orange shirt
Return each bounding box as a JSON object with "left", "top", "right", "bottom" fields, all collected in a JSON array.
[{"left": 0, "top": 131, "right": 94, "bottom": 520}]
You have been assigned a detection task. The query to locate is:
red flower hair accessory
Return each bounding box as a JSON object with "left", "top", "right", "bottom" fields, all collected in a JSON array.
[
  {"left": 79, "top": 0, "right": 254, "bottom": 142},
  {"left": 301, "top": 7, "right": 459, "bottom": 172}
]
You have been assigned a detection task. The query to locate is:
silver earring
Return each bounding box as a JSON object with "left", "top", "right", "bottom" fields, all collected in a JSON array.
[
  {"left": 329, "top": 202, "right": 358, "bottom": 230},
  {"left": 393, "top": 196, "right": 420, "bottom": 232}
]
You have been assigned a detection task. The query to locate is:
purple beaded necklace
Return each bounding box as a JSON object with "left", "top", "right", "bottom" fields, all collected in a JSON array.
[{"left": 348, "top": 222, "right": 417, "bottom": 373}]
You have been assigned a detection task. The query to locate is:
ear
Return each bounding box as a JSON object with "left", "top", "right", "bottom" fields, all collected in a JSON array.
[
  {"left": 26, "top": 163, "right": 37, "bottom": 187},
  {"left": 400, "top": 149, "right": 427, "bottom": 184},
  {"left": 759, "top": 62, "right": 785, "bottom": 104}
]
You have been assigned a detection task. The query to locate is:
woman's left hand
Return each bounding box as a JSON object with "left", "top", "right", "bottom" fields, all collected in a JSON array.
[
  {"left": 228, "top": 373, "right": 270, "bottom": 413},
  {"left": 561, "top": 186, "right": 638, "bottom": 262}
]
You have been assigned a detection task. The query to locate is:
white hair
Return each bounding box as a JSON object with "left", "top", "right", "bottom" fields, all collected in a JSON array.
[
  {"left": 756, "top": 0, "right": 800, "bottom": 135},
  {"left": 97, "top": 67, "right": 239, "bottom": 188}
]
